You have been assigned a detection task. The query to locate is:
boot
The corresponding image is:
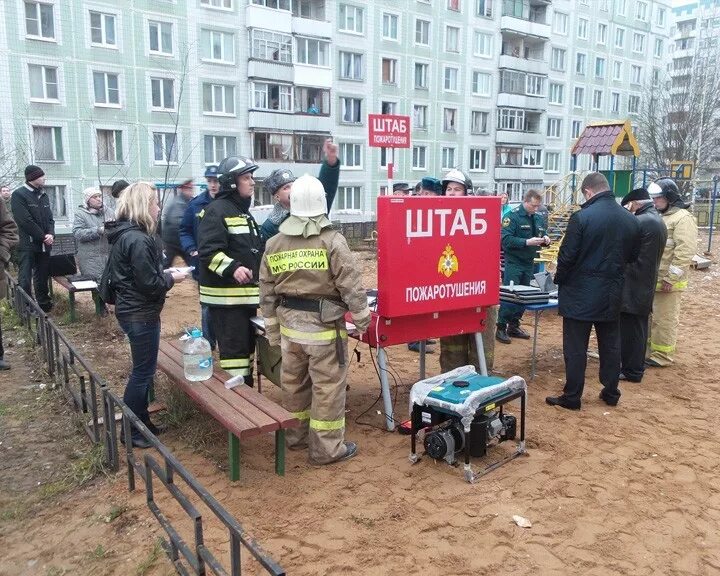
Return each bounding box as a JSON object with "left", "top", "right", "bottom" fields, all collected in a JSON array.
[
  {"left": 507, "top": 324, "right": 531, "bottom": 339},
  {"left": 495, "top": 328, "right": 511, "bottom": 344},
  {"left": 0, "top": 357, "right": 10, "bottom": 370}
]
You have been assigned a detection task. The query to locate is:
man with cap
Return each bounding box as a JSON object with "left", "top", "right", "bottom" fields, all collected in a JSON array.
[
  {"left": 0, "top": 188, "right": 18, "bottom": 368},
  {"left": 259, "top": 138, "right": 340, "bottom": 241},
  {"left": 161, "top": 178, "right": 194, "bottom": 268},
  {"left": 618, "top": 188, "right": 667, "bottom": 382},
  {"left": 259, "top": 174, "right": 371, "bottom": 464},
  {"left": 180, "top": 165, "right": 220, "bottom": 348},
  {"left": 110, "top": 179, "right": 129, "bottom": 199},
  {"left": 392, "top": 182, "right": 412, "bottom": 196},
  {"left": 11, "top": 165, "right": 54, "bottom": 312},
  {"left": 646, "top": 178, "right": 697, "bottom": 367},
  {"left": 418, "top": 177, "right": 442, "bottom": 197}
]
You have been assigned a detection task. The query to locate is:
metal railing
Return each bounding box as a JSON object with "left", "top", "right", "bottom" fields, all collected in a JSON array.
[{"left": 5, "top": 274, "right": 285, "bottom": 576}]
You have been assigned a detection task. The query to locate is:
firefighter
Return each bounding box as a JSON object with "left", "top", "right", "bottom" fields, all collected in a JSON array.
[
  {"left": 496, "top": 188, "right": 550, "bottom": 344},
  {"left": 198, "top": 156, "right": 263, "bottom": 386},
  {"left": 646, "top": 178, "right": 697, "bottom": 367},
  {"left": 259, "top": 175, "right": 371, "bottom": 465},
  {"left": 438, "top": 169, "right": 497, "bottom": 373}
]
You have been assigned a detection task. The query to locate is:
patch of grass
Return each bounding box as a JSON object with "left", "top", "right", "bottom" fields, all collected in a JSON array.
[
  {"left": 38, "top": 478, "right": 73, "bottom": 500},
  {"left": 104, "top": 504, "right": 128, "bottom": 524},
  {"left": 88, "top": 544, "right": 112, "bottom": 560},
  {"left": 45, "top": 567, "right": 67, "bottom": 576},
  {"left": 136, "top": 538, "right": 164, "bottom": 576},
  {"left": 68, "top": 444, "right": 108, "bottom": 486},
  {"left": 348, "top": 513, "right": 376, "bottom": 528},
  {"left": 0, "top": 500, "right": 31, "bottom": 522}
]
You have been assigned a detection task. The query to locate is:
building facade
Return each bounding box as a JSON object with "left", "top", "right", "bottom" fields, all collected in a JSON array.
[{"left": 0, "top": 0, "right": 672, "bottom": 232}]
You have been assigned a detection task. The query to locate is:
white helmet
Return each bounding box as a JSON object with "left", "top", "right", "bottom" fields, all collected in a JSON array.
[{"left": 290, "top": 174, "right": 327, "bottom": 217}]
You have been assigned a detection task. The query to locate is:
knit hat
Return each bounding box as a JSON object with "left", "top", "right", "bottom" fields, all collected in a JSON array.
[
  {"left": 420, "top": 177, "right": 442, "bottom": 195},
  {"left": 111, "top": 179, "right": 129, "bottom": 198},
  {"left": 393, "top": 182, "right": 411, "bottom": 193},
  {"left": 264, "top": 169, "right": 297, "bottom": 196},
  {"left": 25, "top": 165, "right": 45, "bottom": 182},
  {"left": 621, "top": 188, "right": 650, "bottom": 206},
  {"left": 83, "top": 187, "right": 102, "bottom": 205}
]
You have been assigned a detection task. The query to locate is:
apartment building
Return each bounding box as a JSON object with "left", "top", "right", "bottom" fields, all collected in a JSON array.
[{"left": 0, "top": 0, "right": 671, "bottom": 231}]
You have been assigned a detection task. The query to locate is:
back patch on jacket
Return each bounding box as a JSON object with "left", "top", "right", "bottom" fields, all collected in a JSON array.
[{"left": 267, "top": 248, "right": 328, "bottom": 275}]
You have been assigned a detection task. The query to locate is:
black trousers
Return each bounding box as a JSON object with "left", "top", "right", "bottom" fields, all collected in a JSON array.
[
  {"left": 0, "top": 314, "right": 4, "bottom": 358},
  {"left": 17, "top": 250, "right": 51, "bottom": 311},
  {"left": 562, "top": 317, "right": 621, "bottom": 404},
  {"left": 210, "top": 306, "right": 256, "bottom": 387},
  {"left": 163, "top": 243, "right": 190, "bottom": 269},
  {"left": 620, "top": 312, "right": 648, "bottom": 382}
]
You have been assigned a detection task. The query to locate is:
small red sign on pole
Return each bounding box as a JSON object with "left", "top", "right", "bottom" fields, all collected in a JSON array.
[{"left": 368, "top": 114, "right": 411, "bottom": 148}]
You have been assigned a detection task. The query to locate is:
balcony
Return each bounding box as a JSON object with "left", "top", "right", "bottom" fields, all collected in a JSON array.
[
  {"left": 292, "top": 16, "right": 331, "bottom": 38},
  {"left": 294, "top": 64, "right": 332, "bottom": 88},
  {"left": 495, "top": 130, "right": 545, "bottom": 146},
  {"left": 498, "top": 54, "right": 547, "bottom": 75},
  {"left": 494, "top": 166, "right": 544, "bottom": 180},
  {"left": 500, "top": 0, "right": 550, "bottom": 37},
  {"left": 246, "top": 3, "right": 292, "bottom": 34},
  {"left": 247, "top": 60, "right": 294, "bottom": 82}
]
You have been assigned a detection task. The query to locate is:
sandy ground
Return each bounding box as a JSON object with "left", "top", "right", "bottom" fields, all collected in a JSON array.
[{"left": 2, "top": 236, "right": 720, "bottom": 575}]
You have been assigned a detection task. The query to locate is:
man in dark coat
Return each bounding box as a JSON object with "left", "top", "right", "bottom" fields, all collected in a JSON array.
[
  {"left": 546, "top": 172, "right": 641, "bottom": 410},
  {"left": 619, "top": 188, "right": 667, "bottom": 382}
]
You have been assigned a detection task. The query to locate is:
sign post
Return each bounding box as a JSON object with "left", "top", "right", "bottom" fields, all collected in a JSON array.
[{"left": 368, "top": 114, "right": 410, "bottom": 195}]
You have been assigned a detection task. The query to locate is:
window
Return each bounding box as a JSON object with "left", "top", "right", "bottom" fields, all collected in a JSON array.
[
  {"left": 545, "top": 152, "right": 560, "bottom": 172},
  {"left": 549, "top": 83, "right": 564, "bottom": 104},
  {"left": 526, "top": 74, "right": 544, "bottom": 96},
  {"left": 382, "top": 13, "right": 398, "bottom": 40},
  {"left": 546, "top": 118, "right": 561, "bottom": 138},
  {"left": 476, "top": 0, "right": 492, "bottom": 17},
  {"left": 611, "top": 92, "right": 620, "bottom": 113},
  {"left": 153, "top": 132, "right": 178, "bottom": 164},
  {"left": 45, "top": 185, "right": 68, "bottom": 219},
  {"left": 295, "top": 86, "right": 329, "bottom": 115},
  {"left": 415, "top": 19, "right": 430, "bottom": 45},
  {"left": 413, "top": 104, "right": 428, "bottom": 129},
  {"left": 340, "top": 97, "right": 361, "bottom": 123},
  {"left": 616, "top": 0, "right": 626, "bottom": 16},
  {"left": 471, "top": 110, "right": 488, "bottom": 134},
  {"left": 339, "top": 51, "right": 362, "bottom": 80},
  {"left": 633, "top": 33, "right": 645, "bottom": 53},
  {"left": 25, "top": 2, "right": 55, "bottom": 39},
  {"left": 202, "top": 0, "right": 232, "bottom": 8},
  {"left": 551, "top": 48, "right": 566, "bottom": 71},
  {"left": 296, "top": 134, "right": 331, "bottom": 163},
  {"left": 573, "top": 86, "right": 584, "bottom": 107},
  {"left": 252, "top": 82, "right": 293, "bottom": 111},
  {"left": 443, "top": 108, "right": 457, "bottom": 132},
  {"left": 575, "top": 52, "right": 586, "bottom": 75},
  {"left": 630, "top": 65, "right": 642, "bottom": 85},
  {"left": 628, "top": 95, "right": 640, "bottom": 114},
  {"left": 447, "top": 0, "right": 460, "bottom": 11},
  {"left": 90, "top": 11, "right": 116, "bottom": 47},
  {"left": 97, "top": 129, "right": 122, "bottom": 163},
  {"left": 203, "top": 135, "right": 236, "bottom": 165},
  {"left": 474, "top": 31, "right": 493, "bottom": 57},
  {"left": 635, "top": 1, "right": 648, "bottom": 21},
  {"left": 592, "top": 89, "right": 603, "bottom": 110},
  {"left": 339, "top": 143, "right": 362, "bottom": 169},
  {"left": 472, "top": 71, "right": 491, "bottom": 96},
  {"left": 251, "top": 0, "right": 289, "bottom": 8},
  {"left": 553, "top": 12, "right": 568, "bottom": 35},
  {"left": 656, "top": 7, "right": 666, "bottom": 27},
  {"left": 201, "top": 29, "right": 235, "bottom": 63},
  {"left": 250, "top": 29, "right": 291, "bottom": 63},
  {"left": 600, "top": 0, "right": 609, "bottom": 10},
  {"left": 336, "top": 186, "right": 361, "bottom": 210},
  {"left": 571, "top": 120, "right": 582, "bottom": 139},
  {"left": 445, "top": 26, "right": 459, "bottom": 52},
  {"left": 28, "top": 64, "right": 58, "bottom": 101},
  {"left": 253, "top": 132, "right": 293, "bottom": 161},
  {"left": 443, "top": 67, "right": 460, "bottom": 92},
  {"left": 652, "top": 67, "right": 661, "bottom": 87},
  {"left": 615, "top": 27, "right": 625, "bottom": 48},
  {"left": 414, "top": 63, "right": 429, "bottom": 89},
  {"left": 32, "top": 126, "right": 63, "bottom": 161},
  {"left": 93, "top": 71, "right": 120, "bottom": 106},
  {"left": 381, "top": 101, "right": 396, "bottom": 115},
  {"left": 613, "top": 61, "right": 622, "bottom": 81},
  {"left": 595, "top": 57, "right": 606, "bottom": 79},
  {"left": 496, "top": 146, "right": 521, "bottom": 167},
  {"left": 654, "top": 38, "right": 663, "bottom": 58},
  {"left": 338, "top": 4, "right": 363, "bottom": 34},
  {"left": 577, "top": 18, "right": 588, "bottom": 40},
  {"left": 151, "top": 77, "right": 174, "bottom": 110},
  {"left": 441, "top": 147, "right": 456, "bottom": 170},
  {"left": 522, "top": 148, "right": 541, "bottom": 167},
  {"left": 497, "top": 108, "right": 525, "bottom": 131},
  {"left": 149, "top": 21, "right": 173, "bottom": 55},
  {"left": 382, "top": 58, "right": 397, "bottom": 84},
  {"left": 296, "top": 37, "right": 329, "bottom": 66},
  {"left": 597, "top": 23, "right": 607, "bottom": 44},
  {"left": 412, "top": 146, "right": 427, "bottom": 169},
  {"left": 203, "top": 83, "right": 235, "bottom": 115},
  {"left": 469, "top": 149, "right": 487, "bottom": 171}
]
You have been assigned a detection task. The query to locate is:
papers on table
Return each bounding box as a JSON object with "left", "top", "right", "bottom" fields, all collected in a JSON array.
[{"left": 71, "top": 280, "right": 98, "bottom": 290}]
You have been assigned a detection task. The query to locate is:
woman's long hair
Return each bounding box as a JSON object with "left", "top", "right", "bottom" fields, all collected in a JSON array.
[{"left": 116, "top": 182, "right": 157, "bottom": 234}]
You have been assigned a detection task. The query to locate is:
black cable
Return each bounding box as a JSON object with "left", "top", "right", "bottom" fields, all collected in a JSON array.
[{"left": 353, "top": 343, "right": 407, "bottom": 430}]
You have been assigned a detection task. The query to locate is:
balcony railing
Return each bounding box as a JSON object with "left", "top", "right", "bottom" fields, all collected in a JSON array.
[{"left": 502, "top": 0, "right": 547, "bottom": 24}]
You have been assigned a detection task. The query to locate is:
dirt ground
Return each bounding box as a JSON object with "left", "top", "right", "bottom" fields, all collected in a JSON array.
[{"left": 2, "top": 235, "right": 720, "bottom": 575}]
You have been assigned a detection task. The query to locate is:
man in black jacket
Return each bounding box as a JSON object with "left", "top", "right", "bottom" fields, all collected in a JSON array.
[
  {"left": 546, "top": 173, "right": 641, "bottom": 410},
  {"left": 11, "top": 165, "right": 54, "bottom": 312},
  {"left": 619, "top": 189, "right": 667, "bottom": 383}
]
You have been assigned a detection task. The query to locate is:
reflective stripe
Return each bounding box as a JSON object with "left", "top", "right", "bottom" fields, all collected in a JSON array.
[
  {"left": 200, "top": 294, "right": 260, "bottom": 306},
  {"left": 266, "top": 248, "right": 329, "bottom": 275},
  {"left": 310, "top": 417, "right": 345, "bottom": 431},
  {"left": 198, "top": 209, "right": 205, "bottom": 219},
  {"left": 200, "top": 285, "right": 259, "bottom": 297},
  {"left": 656, "top": 280, "right": 688, "bottom": 290},
  {"left": 228, "top": 226, "right": 251, "bottom": 235},
  {"left": 222, "top": 366, "right": 252, "bottom": 377},
  {"left": 220, "top": 358, "right": 251, "bottom": 369},
  {"left": 280, "top": 325, "right": 346, "bottom": 342},
  {"left": 210, "top": 252, "right": 234, "bottom": 276},
  {"left": 225, "top": 217, "right": 248, "bottom": 226},
  {"left": 292, "top": 410, "right": 311, "bottom": 421},
  {"left": 650, "top": 342, "right": 675, "bottom": 353}
]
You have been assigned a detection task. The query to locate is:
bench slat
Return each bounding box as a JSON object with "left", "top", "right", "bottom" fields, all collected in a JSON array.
[{"left": 157, "top": 349, "right": 265, "bottom": 439}]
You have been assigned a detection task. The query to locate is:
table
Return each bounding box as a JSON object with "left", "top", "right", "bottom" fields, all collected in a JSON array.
[{"left": 524, "top": 299, "right": 559, "bottom": 380}]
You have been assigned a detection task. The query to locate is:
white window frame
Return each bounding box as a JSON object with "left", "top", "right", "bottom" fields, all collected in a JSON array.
[
  {"left": 552, "top": 12, "right": 568, "bottom": 35},
  {"left": 592, "top": 89, "right": 603, "bottom": 110},
  {"left": 150, "top": 76, "right": 175, "bottom": 111},
  {"left": 547, "top": 118, "right": 562, "bottom": 139},
  {"left": 654, "top": 38, "right": 663, "bottom": 58},
  {"left": 381, "top": 57, "right": 398, "bottom": 85},
  {"left": 147, "top": 19, "right": 174, "bottom": 56},
  {"left": 441, "top": 147, "right": 456, "bottom": 170},
  {"left": 595, "top": 57, "right": 606, "bottom": 79},
  {"left": 382, "top": 12, "right": 399, "bottom": 41},
  {"left": 549, "top": 82, "right": 564, "bottom": 105},
  {"left": 92, "top": 70, "right": 121, "bottom": 107},
  {"left": 32, "top": 125, "right": 64, "bottom": 162},
  {"left": 445, "top": 25, "right": 460, "bottom": 53},
  {"left": 444, "top": 66, "right": 459, "bottom": 92},
  {"left": 95, "top": 128, "right": 123, "bottom": 164},
  {"left": 250, "top": 81, "right": 293, "bottom": 112},
  {"left": 413, "top": 104, "right": 428, "bottom": 130},
  {"left": 611, "top": 92, "right": 621, "bottom": 114},
  {"left": 204, "top": 134, "right": 237, "bottom": 165},
  {"left": 415, "top": 18, "right": 430, "bottom": 46},
  {"left": 476, "top": 0, "right": 492, "bottom": 18},
  {"left": 471, "top": 110, "right": 489, "bottom": 135},
  {"left": 633, "top": 32, "right": 645, "bottom": 54},
  {"left": 338, "top": 4, "right": 363, "bottom": 34},
  {"left": 616, "top": 0, "right": 626, "bottom": 16},
  {"left": 630, "top": 65, "right": 642, "bottom": 85},
  {"left": 655, "top": 7, "right": 666, "bottom": 28},
  {"left": 469, "top": 148, "right": 488, "bottom": 172},
  {"left": 635, "top": 1, "right": 648, "bottom": 22},
  {"left": 571, "top": 120, "right": 582, "bottom": 139},
  {"left": 152, "top": 130, "right": 179, "bottom": 165},
  {"left": 24, "top": 1, "right": 56, "bottom": 41},
  {"left": 577, "top": 18, "right": 588, "bottom": 40},
  {"left": 573, "top": 86, "right": 584, "bottom": 107},
  {"left": 201, "top": 28, "right": 235, "bottom": 64},
  {"left": 615, "top": 27, "right": 625, "bottom": 49},
  {"left": 545, "top": 151, "right": 560, "bottom": 173},
  {"left": 44, "top": 183, "right": 70, "bottom": 221},
  {"left": 412, "top": 145, "right": 427, "bottom": 170},
  {"left": 335, "top": 186, "right": 362, "bottom": 212},
  {"left": 202, "top": 82, "right": 236, "bottom": 116},
  {"left": 295, "top": 36, "right": 330, "bottom": 67},
  {"left": 628, "top": 95, "right": 640, "bottom": 114},
  {"left": 340, "top": 96, "right": 362, "bottom": 124},
  {"left": 522, "top": 148, "right": 542, "bottom": 167},
  {"left": 443, "top": 108, "right": 458, "bottom": 132},
  {"left": 597, "top": 22, "right": 607, "bottom": 45},
  {"left": 28, "top": 63, "right": 59, "bottom": 102},
  {"left": 89, "top": 10, "right": 116, "bottom": 48},
  {"left": 473, "top": 31, "right": 493, "bottom": 58},
  {"left": 250, "top": 29, "right": 291, "bottom": 63},
  {"left": 414, "top": 61, "right": 429, "bottom": 89},
  {"left": 472, "top": 71, "right": 491, "bottom": 97},
  {"left": 339, "top": 51, "right": 363, "bottom": 81},
  {"left": 550, "top": 47, "right": 566, "bottom": 71},
  {"left": 575, "top": 52, "right": 587, "bottom": 76},
  {"left": 202, "top": 0, "right": 233, "bottom": 10},
  {"left": 612, "top": 61, "right": 622, "bottom": 82},
  {"left": 339, "top": 142, "right": 362, "bottom": 170}
]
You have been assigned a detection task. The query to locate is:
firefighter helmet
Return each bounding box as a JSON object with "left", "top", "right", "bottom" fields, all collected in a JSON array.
[
  {"left": 290, "top": 174, "right": 327, "bottom": 217},
  {"left": 217, "top": 156, "right": 258, "bottom": 193}
]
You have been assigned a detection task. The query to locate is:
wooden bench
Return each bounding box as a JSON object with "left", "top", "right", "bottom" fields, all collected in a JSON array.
[
  {"left": 157, "top": 339, "right": 299, "bottom": 481},
  {"left": 51, "top": 276, "right": 100, "bottom": 322}
]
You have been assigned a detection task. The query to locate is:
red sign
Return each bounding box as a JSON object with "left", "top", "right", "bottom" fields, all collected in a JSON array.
[
  {"left": 368, "top": 114, "right": 411, "bottom": 148},
  {"left": 376, "top": 196, "right": 501, "bottom": 318}
]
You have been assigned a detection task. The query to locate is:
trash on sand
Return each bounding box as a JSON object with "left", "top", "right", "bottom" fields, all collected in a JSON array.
[{"left": 512, "top": 515, "right": 532, "bottom": 528}]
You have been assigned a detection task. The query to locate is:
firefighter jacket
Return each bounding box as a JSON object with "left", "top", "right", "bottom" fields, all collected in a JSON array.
[
  {"left": 657, "top": 206, "right": 697, "bottom": 292},
  {"left": 198, "top": 191, "right": 263, "bottom": 307},
  {"left": 501, "top": 204, "right": 547, "bottom": 267},
  {"left": 259, "top": 227, "right": 370, "bottom": 345}
]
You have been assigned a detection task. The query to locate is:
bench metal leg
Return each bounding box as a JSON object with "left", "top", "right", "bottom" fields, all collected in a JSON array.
[
  {"left": 228, "top": 432, "right": 240, "bottom": 481},
  {"left": 275, "top": 430, "right": 285, "bottom": 476},
  {"left": 68, "top": 293, "right": 76, "bottom": 323}
]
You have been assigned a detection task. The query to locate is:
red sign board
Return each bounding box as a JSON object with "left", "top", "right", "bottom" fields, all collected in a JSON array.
[
  {"left": 376, "top": 196, "right": 501, "bottom": 318},
  {"left": 368, "top": 114, "right": 411, "bottom": 148}
]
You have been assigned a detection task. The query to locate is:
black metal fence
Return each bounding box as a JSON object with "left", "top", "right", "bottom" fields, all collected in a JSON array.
[{"left": 6, "top": 274, "right": 285, "bottom": 576}]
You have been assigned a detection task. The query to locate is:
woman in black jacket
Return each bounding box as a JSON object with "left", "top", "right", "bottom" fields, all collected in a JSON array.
[{"left": 108, "top": 182, "right": 186, "bottom": 448}]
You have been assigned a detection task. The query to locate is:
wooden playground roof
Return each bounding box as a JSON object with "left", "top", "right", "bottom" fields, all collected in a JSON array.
[{"left": 571, "top": 120, "right": 640, "bottom": 157}]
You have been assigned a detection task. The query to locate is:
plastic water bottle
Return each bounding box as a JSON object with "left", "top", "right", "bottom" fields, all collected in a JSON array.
[{"left": 183, "top": 328, "right": 212, "bottom": 382}]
